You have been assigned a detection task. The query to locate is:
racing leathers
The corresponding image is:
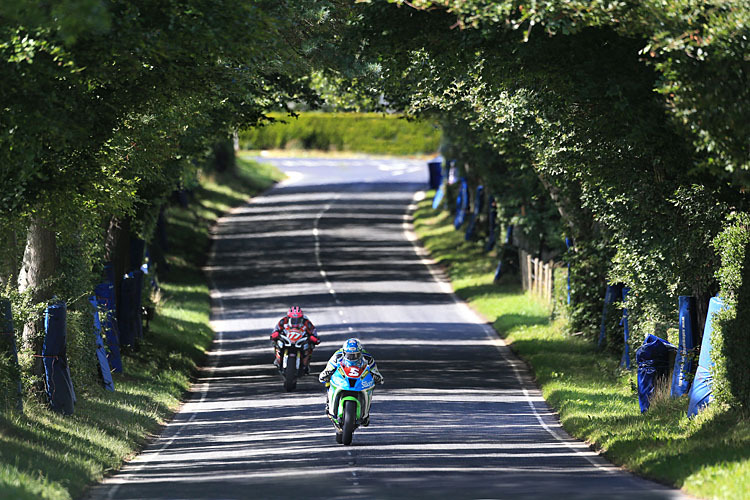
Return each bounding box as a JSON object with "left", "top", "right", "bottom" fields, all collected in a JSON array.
[
  {"left": 318, "top": 348, "right": 384, "bottom": 385},
  {"left": 270, "top": 315, "right": 320, "bottom": 371}
]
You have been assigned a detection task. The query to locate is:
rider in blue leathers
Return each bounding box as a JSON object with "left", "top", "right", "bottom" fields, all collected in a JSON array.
[{"left": 319, "top": 338, "right": 384, "bottom": 385}]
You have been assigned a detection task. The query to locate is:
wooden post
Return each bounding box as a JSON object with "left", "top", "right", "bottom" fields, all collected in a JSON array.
[{"left": 527, "top": 253, "right": 532, "bottom": 292}]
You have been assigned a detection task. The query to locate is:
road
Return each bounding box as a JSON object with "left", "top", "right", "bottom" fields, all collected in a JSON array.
[{"left": 89, "top": 156, "right": 686, "bottom": 499}]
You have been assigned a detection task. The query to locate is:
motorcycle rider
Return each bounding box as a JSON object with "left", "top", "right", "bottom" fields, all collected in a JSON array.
[
  {"left": 270, "top": 306, "right": 320, "bottom": 374},
  {"left": 319, "top": 338, "right": 384, "bottom": 425}
]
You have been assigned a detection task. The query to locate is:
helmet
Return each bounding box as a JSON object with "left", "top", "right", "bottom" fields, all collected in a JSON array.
[
  {"left": 342, "top": 338, "right": 362, "bottom": 366},
  {"left": 287, "top": 306, "right": 303, "bottom": 327}
]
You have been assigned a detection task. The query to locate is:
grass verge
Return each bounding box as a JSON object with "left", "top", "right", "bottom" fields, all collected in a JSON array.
[
  {"left": 0, "top": 155, "right": 283, "bottom": 500},
  {"left": 413, "top": 192, "right": 749, "bottom": 500}
]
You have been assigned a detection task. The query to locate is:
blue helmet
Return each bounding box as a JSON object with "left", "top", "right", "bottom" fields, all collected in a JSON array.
[{"left": 342, "top": 338, "right": 362, "bottom": 366}]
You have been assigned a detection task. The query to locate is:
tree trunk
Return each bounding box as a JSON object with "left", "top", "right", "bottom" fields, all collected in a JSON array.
[
  {"left": 211, "top": 136, "right": 236, "bottom": 174},
  {"left": 104, "top": 217, "right": 131, "bottom": 315},
  {"left": 0, "top": 229, "right": 20, "bottom": 287},
  {"left": 17, "top": 216, "right": 57, "bottom": 353}
]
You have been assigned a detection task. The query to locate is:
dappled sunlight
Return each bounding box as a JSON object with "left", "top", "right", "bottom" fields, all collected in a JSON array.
[{"left": 90, "top": 160, "right": 682, "bottom": 500}]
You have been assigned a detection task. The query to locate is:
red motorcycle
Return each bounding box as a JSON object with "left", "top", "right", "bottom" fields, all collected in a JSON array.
[{"left": 273, "top": 326, "right": 311, "bottom": 391}]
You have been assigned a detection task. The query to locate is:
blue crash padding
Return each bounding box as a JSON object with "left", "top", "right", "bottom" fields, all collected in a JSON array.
[
  {"left": 427, "top": 156, "right": 443, "bottom": 190},
  {"left": 432, "top": 183, "right": 445, "bottom": 209},
  {"left": 688, "top": 296, "right": 727, "bottom": 417},
  {"left": 89, "top": 296, "right": 114, "bottom": 391},
  {"left": 42, "top": 302, "right": 76, "bottom": 414},
  {"left": 671, "top": 296, "right": 697, "bottom": 398},
  {"left": 94, "top": 281, "right": 122, "bottom": 373},
  {"left": 619, "top": 287, "right": 632, "bottom": 370},
  {"left": 636, "top": 334, "right": 676, "bottom": 413},
  {"left": 1, "top": 298, "right": 23, "bottom": 410},
  {"left": 464, "top": 185, "right": 484, "bottom": 241},
  {"left": 454, "top": 179, "right": 469, "bottom": 228}
]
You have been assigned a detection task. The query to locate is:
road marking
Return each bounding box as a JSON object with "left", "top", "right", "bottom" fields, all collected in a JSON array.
[
  {"left": 401, "top": 190, "right": 614, "bottom": 474},
  {"left": 314, "top": 198, "right": 343, "bottom": 307}
]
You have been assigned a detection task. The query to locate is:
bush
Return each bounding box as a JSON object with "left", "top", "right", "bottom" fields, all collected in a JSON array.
[
  {"left": 239, "top": 112, "right": 441, "bottom": 155},
  {"left": 712, "top": 212, "right": 750, "bottom": 408}
]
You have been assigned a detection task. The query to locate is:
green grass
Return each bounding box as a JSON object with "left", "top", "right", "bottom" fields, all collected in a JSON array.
[
  {"left": 0, "top": 156, "right": 282, "bottom": 500},
  {"left": 413, "top": 192, "right": 750, "bottom": 500}
]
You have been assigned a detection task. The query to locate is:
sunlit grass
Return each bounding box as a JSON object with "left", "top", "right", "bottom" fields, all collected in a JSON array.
[
  {"left": 0, "top": 158, "right": 282, "bottom": 499},
  {"left": 414, "top": 190, "right": 749, "bottom": 500}
]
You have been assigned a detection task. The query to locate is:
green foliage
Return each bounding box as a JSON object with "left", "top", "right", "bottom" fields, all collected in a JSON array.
[
  {"left": 334, "top": 0, "right": 749, "bottom": 391},
  {"left": 0, "top": 154, "right": 280, "bottom": 499},
  {"left": 238, "top": 112, "right": 441, "bottom": 155},
  {"left": 712, "top": 212, "right": 750, "bottom": 408},
  {"left": 413, "top": 191, "right": 750, "bottom": 499}
]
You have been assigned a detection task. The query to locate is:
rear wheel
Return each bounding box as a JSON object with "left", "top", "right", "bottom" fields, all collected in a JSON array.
[{"left": 342, "top": 400, "right": 356, "bottom": 445}]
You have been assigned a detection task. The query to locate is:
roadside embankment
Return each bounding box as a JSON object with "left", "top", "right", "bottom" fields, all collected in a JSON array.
[
  {"left": 413, "top": 191, "right": 749, "bottom": 500},
  {"left": 0, "top": 156, "right": 283, "bottom": 500}
]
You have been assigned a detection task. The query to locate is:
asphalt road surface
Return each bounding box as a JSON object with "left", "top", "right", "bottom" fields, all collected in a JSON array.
[{"left": 89, "top": 156, "right": 687, "bottom": 500}]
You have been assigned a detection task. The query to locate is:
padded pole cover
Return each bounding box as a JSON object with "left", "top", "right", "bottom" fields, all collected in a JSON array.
[
  {"left": 94, "top": 282, "right": 123, "bottom": 373},
  {"left": 687, "top": 296, "right": 726, "bottom": 417},
  {"left": 671, "top": 296, "right": 697, "bottom": 397},
  {"left": 636, "top": 334, "right": 676, "bottom": 413},
  {"left": 89, "top": 296, "right": 115, "bottom": 391},
  {"left": 42, "top": 303, "right": 76, "bottom": 415}
]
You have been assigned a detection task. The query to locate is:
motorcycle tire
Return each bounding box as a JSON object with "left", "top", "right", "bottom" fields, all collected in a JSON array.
[
  {"left": 283, "top": 359, "right": 297, "bottom": 392},
  {"left": 342, "top": 400, "right": 356, "bottom": 445}
]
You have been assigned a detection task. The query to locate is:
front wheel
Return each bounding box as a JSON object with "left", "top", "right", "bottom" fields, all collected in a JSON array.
[
  {"left": 342, "top": 400, "right": 356, "bottom": 445},
  {"left": 283, "top": 353, "right": 297, "bottom": 392}
]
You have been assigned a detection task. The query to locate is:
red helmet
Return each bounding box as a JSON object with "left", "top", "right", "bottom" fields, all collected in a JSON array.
[{"left": 287, "top": 306, "right": 304, "bottom": 327}]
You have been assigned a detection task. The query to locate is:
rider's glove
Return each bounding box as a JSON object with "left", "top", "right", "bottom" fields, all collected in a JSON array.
[
  {"left": 309, "top": 334, "right": 320, "bottom": 345},
  {"left": 270, "top": 331, "right": 280, "bottom": 341},
  {"left": 374, "top": 375, "right": 384, "bottom": 385}
]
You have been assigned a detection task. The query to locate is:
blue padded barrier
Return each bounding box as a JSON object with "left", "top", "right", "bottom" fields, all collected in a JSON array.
[
  {"left": 671, "top": 296, "right": 697, "bottom": 398},
  {"left": 432, "top": 183, "right": 445, "bottom": 209},
  {"left": 453, "top": 179, "right": 469, "bottom": 229},
  {"left": 89, "top": 296, "right": 114, "bottom": 391},
  {"left": 636, "top": 334, "right": 676, "bottom": 413},
  {"left": 94, "top": 281, "right": 122, "bottom": 373},
  {"left": 42, "top": 303, "right": 76, "bottom": 414},
  {"left": 688, "top": 296, "right": 726, "bottom": 417},
  {"left": 427, "top": 156, "right": 443, "bottom": 190}
]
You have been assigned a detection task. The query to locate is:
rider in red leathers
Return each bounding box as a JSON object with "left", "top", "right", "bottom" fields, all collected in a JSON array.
[{"left": 270, "top": 306, "right": 320, "bottom": 374}]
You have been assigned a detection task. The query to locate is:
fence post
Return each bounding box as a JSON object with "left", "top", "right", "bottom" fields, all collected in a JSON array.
[{"left": 528, "top": 254, "right": 533, "bottom": 293}]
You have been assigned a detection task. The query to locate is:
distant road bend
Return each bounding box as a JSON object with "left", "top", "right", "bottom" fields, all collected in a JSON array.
[{"left": 89, "top": 156, "right": 687, "bottom": 500}]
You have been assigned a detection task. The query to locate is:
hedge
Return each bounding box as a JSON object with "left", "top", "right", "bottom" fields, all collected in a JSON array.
[{"left": 239, "top": 112, "right": 441, "bottom": 155}]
